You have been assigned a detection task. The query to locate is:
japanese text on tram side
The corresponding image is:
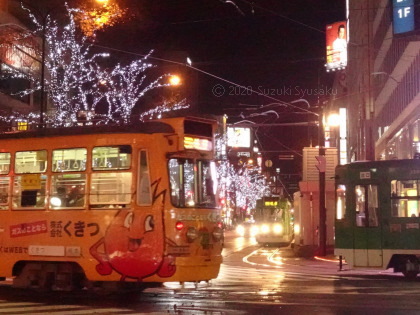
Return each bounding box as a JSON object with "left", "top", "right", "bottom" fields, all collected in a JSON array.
[{"left": 9, "top": 220, "right": 100, "bottom": 238}]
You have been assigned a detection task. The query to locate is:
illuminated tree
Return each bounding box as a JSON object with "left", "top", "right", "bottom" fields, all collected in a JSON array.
[
  {"left": 101, "top": 54, "right": 169, "bottom": 122},
  {"left": 0, "top": 5, "right": 188, "bottom": 127},
  {"left": 215, "top": 134, "right": 270, "bottom": 211}
]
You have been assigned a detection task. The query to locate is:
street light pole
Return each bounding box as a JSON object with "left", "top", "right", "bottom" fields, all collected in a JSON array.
[{"left": 317, "top": 106, "right": 327, "bottom": 256}]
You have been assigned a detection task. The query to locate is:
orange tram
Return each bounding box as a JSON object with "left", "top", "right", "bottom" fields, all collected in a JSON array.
[{"left": 0, "top": 117, "right": 223, "bottom": 290}]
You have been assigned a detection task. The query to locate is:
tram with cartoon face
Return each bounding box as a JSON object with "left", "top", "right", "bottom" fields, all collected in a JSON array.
[
  {"left": 0, "top": 117, "right": 223, "bottom": 290},
  {"left": 335, "top": 159, "right": 420, "bottom": 279}
]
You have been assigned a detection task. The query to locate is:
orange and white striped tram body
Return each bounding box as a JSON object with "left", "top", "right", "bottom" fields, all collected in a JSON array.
[{"left": 0, "top": 117, "right": 223, "bottom": 290}]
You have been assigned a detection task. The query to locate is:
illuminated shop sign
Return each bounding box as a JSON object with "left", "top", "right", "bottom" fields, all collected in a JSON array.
[
  {"left": 184, "top": 137, "right": 212, "bottom": 151},
  {"left": 227, "top": 127, "right": 251, "bottom": 148},
  {"left": 392, "top": 0, "right": 417, "bottom": 34}
]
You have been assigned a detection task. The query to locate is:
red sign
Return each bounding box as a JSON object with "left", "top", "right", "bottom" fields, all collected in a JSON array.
[
  {"left": 10, "top": 221, "right": 48, "bottom": 238},
  {"left": 326, "top": 21, "right": 348, "bottom": 71}
]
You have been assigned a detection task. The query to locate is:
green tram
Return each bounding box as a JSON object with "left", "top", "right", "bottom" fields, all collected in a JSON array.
[
  {"left": 335, "top": 159, "right": 420, "bottom": 278},
  {"left": 253, "top": 197, "right": 293, "bottom": 246}
]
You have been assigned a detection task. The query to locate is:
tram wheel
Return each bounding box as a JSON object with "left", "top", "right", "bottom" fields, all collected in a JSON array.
[{"left": 403, "top": 270, "right": 418, "bottom": 280}]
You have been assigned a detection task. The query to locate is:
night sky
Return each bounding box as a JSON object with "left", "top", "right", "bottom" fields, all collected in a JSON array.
[
  {"left": 95, "top": 1, "right": 345, "bottom": 152},
  {"left": 13, "top": 0, "right": 346, "bottom": 175}
]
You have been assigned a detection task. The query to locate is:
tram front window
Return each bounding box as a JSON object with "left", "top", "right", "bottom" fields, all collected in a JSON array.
[{"left": 168, "top": 158, "right": 217, "bottom": 208}]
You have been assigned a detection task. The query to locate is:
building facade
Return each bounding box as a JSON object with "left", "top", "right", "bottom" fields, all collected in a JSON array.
[
  {"left": 0, "top": 0, "right": 39, "bottom": 115},
  {"left": 344, "top": 0, "right": 420, "bottom": 161}
]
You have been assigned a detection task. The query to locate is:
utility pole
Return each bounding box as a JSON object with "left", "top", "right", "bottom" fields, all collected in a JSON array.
[{"left": 316, "top": 106, "right": 327, "bottom": 256}]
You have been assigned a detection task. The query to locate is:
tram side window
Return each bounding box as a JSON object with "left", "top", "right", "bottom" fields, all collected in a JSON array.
[
  {"left": 355, "top": 186, "right": 366, "bottom": 226},
  {"left": 50, "top": 174, "right": 86, "bottom": 209},
  {"left": 13, "top": 174, "right": 47, "bottom": 209},
  {"left": 137, "top": 150, "right": 151, "bottom": 205},
  {"left": 92, "top": 146, "right": 131, "bottom": 170},
  {"left": 13, "top": 151, "right": 47, "bottom": 209},
  {"left": 0, "top": 177, "right": 9, "bottom": 209},
  {"left": 15, "top": 150, "right": 47, "bottom": 174},
  {"left": 367, "top": 185, "right": 379, "bottom": 227},
  {"left": 336, "top": 185, "right": 346, "bottom": 220},
  {"left": 355, "top": 185, "right": 379, "bottom": 227},
  {"left": 391, "top": 179, "right": 420, "bottom": 217},
  {"left": 52, "top": 148, "right": 87, "bottom": 172},
  {"left": 0, "top": 152, "right": 11, "bottom": 174},
  {"left": 169, "top": 159, "right": 182, "bottom": 206},
  {"left": 90, "top": 172, "right": 132, "bottom": 207},
  {"left": 168, "top": 158, "right": 196, "bottom": 207},
  {"left": 197, "top": 160, "right": 217, "bottom": 208}
]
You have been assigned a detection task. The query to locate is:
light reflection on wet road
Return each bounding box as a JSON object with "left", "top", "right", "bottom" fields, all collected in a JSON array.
[{"left": 1, "top": 231, "right": 420, "bottom": 314}]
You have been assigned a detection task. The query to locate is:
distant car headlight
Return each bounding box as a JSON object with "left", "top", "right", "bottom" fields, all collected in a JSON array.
[
  {"left": 236, "top": 225, "right": 245, "bottom": 236},
  {"left": 261, "top": 224, "right": 270, "bottom": 234},
  {"left": 273, "top": 224, "right": 283, "bottom": 234}
]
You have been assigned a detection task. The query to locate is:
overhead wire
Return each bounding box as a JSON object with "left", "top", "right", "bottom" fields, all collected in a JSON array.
[{"left": 91, "top": 42, "right": 319, "bottom": 116}]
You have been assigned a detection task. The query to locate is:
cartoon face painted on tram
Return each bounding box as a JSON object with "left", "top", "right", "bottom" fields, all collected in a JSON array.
[{"left": 89, "top": 193, "right": 175, "bottom": 281}]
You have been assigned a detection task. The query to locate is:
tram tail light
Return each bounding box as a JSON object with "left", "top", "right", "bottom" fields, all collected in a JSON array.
[
  {"left": 186, "top": 226, "right": 198, "bottom": 242},
  {"left": 175, "top": 221, "right": 184, "bottom": 231},
  {"left": 212, "top": 227, "right": 223, "bottom": 241}
]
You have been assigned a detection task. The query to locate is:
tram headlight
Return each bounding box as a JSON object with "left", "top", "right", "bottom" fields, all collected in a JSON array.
[
  {"left": 212, "top": 227, "right": 223, "bottom": 241},
  {"left": 186, "top": 227, "right": 198, "bottom": 242},
  {"left": 273, "top": 224, "right": 283, "bottom": 234},
  {"left": 236, "top": 225, "right": 245, "bottom": 236},
  {"left": 261, "top": 224, "right": 270, "bottom": 234}
]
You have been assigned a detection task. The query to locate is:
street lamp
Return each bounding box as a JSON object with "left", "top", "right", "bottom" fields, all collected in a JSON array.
[{"left": 169, "top": 74, "right": 181, "bottom": 86}]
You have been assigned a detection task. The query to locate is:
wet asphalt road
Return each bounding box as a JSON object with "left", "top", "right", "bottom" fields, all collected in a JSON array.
[{"left": 1, "top": 231, "right": 420, "bottom": 314}]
